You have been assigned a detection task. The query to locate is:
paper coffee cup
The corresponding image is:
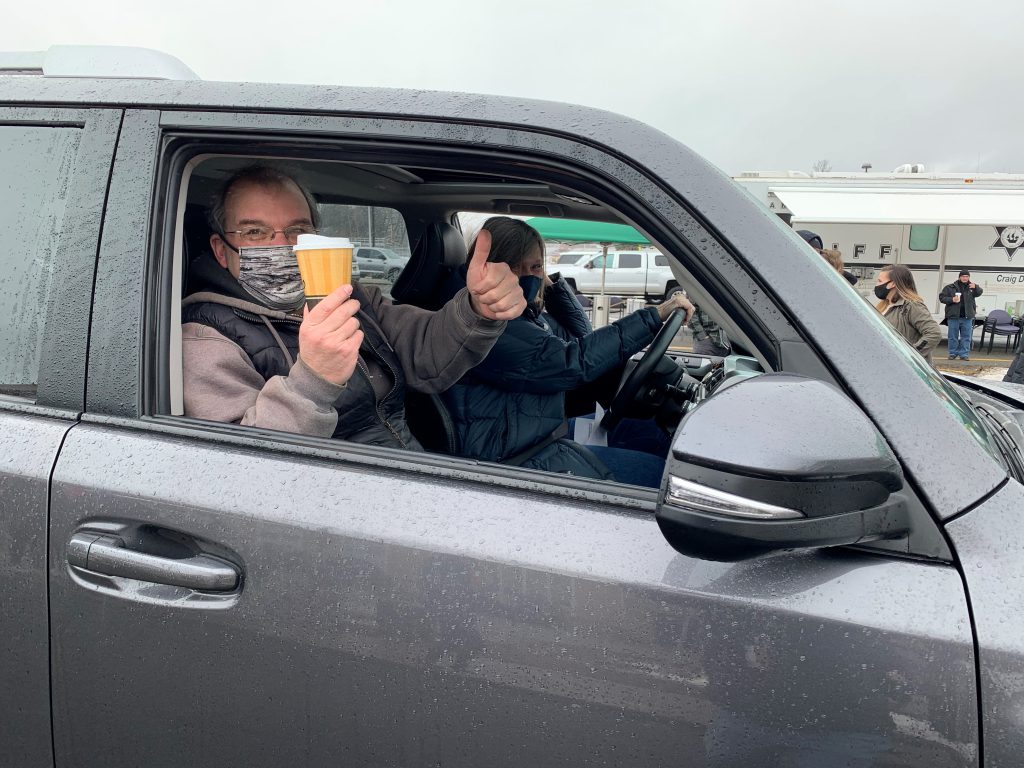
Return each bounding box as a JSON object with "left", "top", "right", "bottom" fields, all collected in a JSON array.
[{"left": 293, "top": 234, "right": 353, "bottom": 307}]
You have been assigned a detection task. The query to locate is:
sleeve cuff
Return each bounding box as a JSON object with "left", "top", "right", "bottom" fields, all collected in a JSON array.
[
  {"left": 289, "top": 356, "right": 347, "bottom": 409},
  {"left": 454, "top": 287, "right": 507, "bottom": 337}
]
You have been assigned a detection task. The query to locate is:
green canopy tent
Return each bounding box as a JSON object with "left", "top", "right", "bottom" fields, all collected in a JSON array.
[
  {"left": 524, "top": 217, "right": 651, "bottom": 325},
  {"left": 522, "top": 217, "right": 650, "bottom": 245}
]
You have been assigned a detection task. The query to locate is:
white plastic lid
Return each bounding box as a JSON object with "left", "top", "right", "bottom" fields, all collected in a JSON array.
[{"left": 293, "top": 234, "right": 353, "bottom": 251}]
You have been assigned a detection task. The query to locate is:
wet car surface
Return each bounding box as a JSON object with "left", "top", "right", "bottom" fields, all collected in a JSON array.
[{"left": 2, "top": 46, "right": 1024, "bottom": 768}]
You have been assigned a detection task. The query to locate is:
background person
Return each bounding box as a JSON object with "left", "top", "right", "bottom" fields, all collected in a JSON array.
[
  {"left": 688, "top": 304, "right": 731, "bottom": 356},
  {"left": 1004, "top": 336, "right": 1024, "bottom": 384},
  {"left": 440, "top": 216, "right": 693, "bottom": 487},
  {"left": 797, "top": 229, "right": 858, "bottom": 286},
  {"left": 820, "top": 247, "right": 845, "bottom": 276},
  {"left": 939, "top": 269, "right": 984, "bottom": 361},
  {"left": 875, "top": 264, "right": 943, "bottom": 365}
]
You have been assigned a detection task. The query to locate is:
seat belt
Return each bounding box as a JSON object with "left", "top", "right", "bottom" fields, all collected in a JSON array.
[{"left": 502, "top": 422, "right": 570, "bottom": 467}]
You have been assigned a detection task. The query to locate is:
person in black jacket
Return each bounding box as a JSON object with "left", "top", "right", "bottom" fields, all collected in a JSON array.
[
  {"left": 939, "top": 270, "right": 984, "bottom": 360},
  {"left": 797, "top": 230, "right": 859, "bottom": 286},
  {"left": 1004, "top": 340, "right": 1024, "bottom": 385},
  {"left": 440, "top": 217, "right": 693, "bottom": 487}
]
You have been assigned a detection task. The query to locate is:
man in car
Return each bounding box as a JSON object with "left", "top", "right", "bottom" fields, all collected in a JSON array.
[{"left": 181, "top": 165, "right": 525, "bottom": 448}]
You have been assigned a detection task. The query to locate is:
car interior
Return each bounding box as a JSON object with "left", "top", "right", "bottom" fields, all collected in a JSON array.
[{"left": 167, "top": 150, "right": 768, "bottom": 483}]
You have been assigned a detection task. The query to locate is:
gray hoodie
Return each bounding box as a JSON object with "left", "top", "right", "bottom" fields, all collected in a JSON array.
[{"left": 181, "top": 253, "right": 505, "bottom": 442}]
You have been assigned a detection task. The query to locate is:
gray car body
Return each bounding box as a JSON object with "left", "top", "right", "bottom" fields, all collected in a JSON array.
[{"left": 1, "top": 74, "right": 1022, "bottom": 767}]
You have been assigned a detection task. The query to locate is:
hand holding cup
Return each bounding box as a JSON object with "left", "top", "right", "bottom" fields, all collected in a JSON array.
[{"left": 299, "top": 284, "right": 363, "bottom": 386}]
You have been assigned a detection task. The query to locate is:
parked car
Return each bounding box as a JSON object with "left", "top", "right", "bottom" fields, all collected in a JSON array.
[
  {"left": 3, "top": 44, "right": 1024, "bottom": 768},
  {"left": 354, "top": 245, "right": 408, "bottom": 281},
  {"left": 556, "top": 250, "right": 682, "bottom": 300}
]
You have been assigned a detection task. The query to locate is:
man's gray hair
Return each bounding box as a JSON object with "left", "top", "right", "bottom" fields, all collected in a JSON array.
[{"left": 208, "top": 164, "right": 321, "bottom": 233}]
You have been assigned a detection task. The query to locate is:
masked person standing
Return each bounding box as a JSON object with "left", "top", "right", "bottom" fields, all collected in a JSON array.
[
  {"left": 181, "top": 165, "right": 525, "bottom": 447},
  {"left": 939, "top": 269, "right": 984, "bottom": 360},
  {"left": 875, "top": 264, "right": 943, "bottom": 365}
]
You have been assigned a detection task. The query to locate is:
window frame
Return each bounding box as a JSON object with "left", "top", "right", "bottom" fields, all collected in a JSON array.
[{"left": 84, "top": 110, "right": 841, "bottom": 508}]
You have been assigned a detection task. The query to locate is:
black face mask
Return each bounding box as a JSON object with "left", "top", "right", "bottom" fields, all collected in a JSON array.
[
  {"left": 874, "top": 283, "right": 891, "bottom": 301},
  {"left": 518, "top": 275, "right": 543, "bottom": 303}
]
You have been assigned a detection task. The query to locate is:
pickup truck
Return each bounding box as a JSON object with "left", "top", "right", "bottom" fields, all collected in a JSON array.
[{"left": 554, "top": 249, "right": 682, "bottom": 300}]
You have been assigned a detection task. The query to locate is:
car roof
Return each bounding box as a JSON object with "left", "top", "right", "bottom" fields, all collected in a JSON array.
[{"left": 0, "top": 48, "right": 752, "bottom": 263}]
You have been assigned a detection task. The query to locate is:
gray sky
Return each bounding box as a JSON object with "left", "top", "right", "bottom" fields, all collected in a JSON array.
[{"left": 6, "top": 0, "right": 1022, "bottom": 175}]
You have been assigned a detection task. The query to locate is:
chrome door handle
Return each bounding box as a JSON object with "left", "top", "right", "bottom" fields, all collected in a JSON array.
[{"left": 67, "top": 533, "right": 239, "bottom": 591}]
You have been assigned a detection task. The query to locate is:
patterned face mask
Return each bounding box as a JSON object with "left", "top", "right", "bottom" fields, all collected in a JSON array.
[{"left": 237, "top": 246, "right": 305, "bottom": 311}]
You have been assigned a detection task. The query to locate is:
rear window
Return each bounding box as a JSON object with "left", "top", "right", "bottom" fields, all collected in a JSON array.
[
  {"left": 319, "top": 204, "right": 410, "bottom": 285},
  {"left": 553, "top": 253, "right": 589, "bottom": 265},
  {"left": 0, "top": 125, "right": 81, "bottom": 400}
]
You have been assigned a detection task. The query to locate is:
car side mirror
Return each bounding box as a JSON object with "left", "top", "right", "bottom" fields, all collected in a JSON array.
[
  {"left": 656, "top": 374, "right": 910, "bottom": 561},
  {"left": 584, "top": 261, "right": 594, "bottom": 270}
]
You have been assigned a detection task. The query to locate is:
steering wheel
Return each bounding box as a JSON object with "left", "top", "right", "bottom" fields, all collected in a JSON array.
[{"left": 601, "top": 308, "right": 685, "bottom": 431}]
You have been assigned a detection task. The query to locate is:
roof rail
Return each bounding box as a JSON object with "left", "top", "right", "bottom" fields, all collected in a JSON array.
[{"left": 0, "top": 45, "right": 198, "bottom": 80}]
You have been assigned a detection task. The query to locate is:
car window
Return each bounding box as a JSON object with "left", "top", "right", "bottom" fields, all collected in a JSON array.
[
  {"left": 170, "top": 154, "right": 727, "bottom": 491},
  {"left": 654, "top": 254, "right": 669, "bottom": 266},
  {"left": 0, "top": 125, "right": 81, "bottom": 401},
  {"left": 552, "top": 253, "right": 589, "bottom": 265},
  {"left": 321, "top": 205, "right": 409, "bottom": 287},
  {"left": 618, "top": 253, "right": 642, "bottom": 268}
]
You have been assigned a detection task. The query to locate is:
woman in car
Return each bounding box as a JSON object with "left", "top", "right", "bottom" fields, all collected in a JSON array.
[
  {"left": 440, "top": 216, "right": 692, "bottom": 487},
  {"left": 874, "top": 264, "right": 943, "bottom": 364}
]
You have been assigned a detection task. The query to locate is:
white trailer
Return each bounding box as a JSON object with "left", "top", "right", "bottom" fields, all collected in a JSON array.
[{"left": 734, "top": 170, "right": 1024, "bottom": 316}]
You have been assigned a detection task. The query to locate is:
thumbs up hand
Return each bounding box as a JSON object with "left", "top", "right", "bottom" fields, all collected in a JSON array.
[{"left": 465, "top": 230, "right": 527, "bottom": 320}]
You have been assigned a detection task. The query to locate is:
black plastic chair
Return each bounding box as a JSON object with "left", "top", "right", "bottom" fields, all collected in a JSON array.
[{"left": 978, "top": 309, "right": 1021, "bottom": 353}]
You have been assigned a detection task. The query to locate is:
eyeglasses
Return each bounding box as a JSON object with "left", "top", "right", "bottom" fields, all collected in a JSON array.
[{"left": 222, "top": 225, "right": 318, "bottom": 244}]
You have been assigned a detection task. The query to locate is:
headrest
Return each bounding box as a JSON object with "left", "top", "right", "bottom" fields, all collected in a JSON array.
[
  {"left": 183, "top": 204, "right": 214, "bottom": 293},
  {"left": 391, "top": 222, "right": 468, "bottom": 311}
]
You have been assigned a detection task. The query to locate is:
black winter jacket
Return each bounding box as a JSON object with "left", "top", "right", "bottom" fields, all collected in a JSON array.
[
  {"left": 441, "top": 275, "right": 663, "bottom": 478},
  {"left": 939, "top": 280, "right": 984, "bottom": 320},
  {"left": 1005, "top": 336, "right": 1024, "bottom": 385}
]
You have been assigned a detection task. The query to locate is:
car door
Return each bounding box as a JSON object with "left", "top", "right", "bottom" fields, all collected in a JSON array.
[
  {"left": 47, "top": 103, "right": 984, "bottom": 767},
  {"left": 613, "top": 251, "right": 646, "bottom": 294},
  {"left": 577, "top": 252, "right": 608, "bottom": 293},
  {"left": 0, "top": 105, "right": 118, "bottom": 768},
  {"left": 357, "top": 247, "right": 386, "bottom": 276}
]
